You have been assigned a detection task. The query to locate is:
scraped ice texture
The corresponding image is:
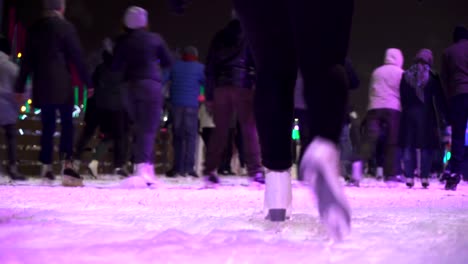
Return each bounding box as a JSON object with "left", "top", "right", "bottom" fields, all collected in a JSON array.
[{"left": 0, "top": 176, "right": 467, "bottom": 264}]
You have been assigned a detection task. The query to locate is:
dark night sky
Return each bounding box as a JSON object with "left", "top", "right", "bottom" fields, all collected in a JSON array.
[{"left": 14, "top": 0, "right": 468, "bottom": 115}]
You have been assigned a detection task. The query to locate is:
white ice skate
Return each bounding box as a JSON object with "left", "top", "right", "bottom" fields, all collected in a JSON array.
[
  {"left": 87, "top": 160, "right": 99, "bottom": 179},
  {"left": 300, "top": 137, "right": 351, "bottom": 241},
  {"left": 121, "top": 163, "right": 157, "bottom": 189},
  {"left": 264, "top": 170, "right": 292, "bottom": 222}
]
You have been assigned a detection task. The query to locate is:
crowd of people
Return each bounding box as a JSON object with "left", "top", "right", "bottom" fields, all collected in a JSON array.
[{"left": 0, "top": 0, "right": 467, "bottom": 241}]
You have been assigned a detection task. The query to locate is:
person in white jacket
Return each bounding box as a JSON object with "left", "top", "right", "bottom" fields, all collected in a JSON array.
[{"left": 352, "top": 48, "right": 404, "bottom": 185}]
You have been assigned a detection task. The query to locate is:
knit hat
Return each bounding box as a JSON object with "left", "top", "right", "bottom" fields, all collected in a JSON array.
[
  {"left": 42, "top": 0, "right": 65, "bottom": 11},
  {"left": 0, "top": 36, "right": 11, "bottom": 55},
  {"left": 124, "top": 6, "right": 148, "bottom": 30},
  {"left": 414, "top": 49, "right": 433, "bottom": 67},
  {"left": 183, "top": 46, "right": 199, "bottom": 57},
  {"left": 453, "top": 25, "right": 468, "bottom": 43}
]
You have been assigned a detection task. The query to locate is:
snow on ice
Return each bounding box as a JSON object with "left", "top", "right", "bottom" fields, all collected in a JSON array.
[{"left": 0, "top": 176, "right": 467, "bottom": 264}]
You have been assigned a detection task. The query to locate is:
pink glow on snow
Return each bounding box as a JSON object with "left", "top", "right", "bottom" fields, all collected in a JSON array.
[{"left": 0, "top": 177, "right": 467, "bottom": 264}]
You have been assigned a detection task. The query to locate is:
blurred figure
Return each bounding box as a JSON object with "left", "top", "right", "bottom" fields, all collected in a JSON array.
[
  {"left": 352, "top": 48, "right": 404, "bottom": 186},
  {"left": 0, "top": 36, "right": 25, "bottom": 181},
  {"left": 440, "top": 25, "right": 468, "bottom": 190},
  {"left": 170, "top": 0, "right": 354, "bottom": 241},
  {"left": 15, "top": 0, "right": 92, "bottom": 187},
  {"left": 400, "top": 49, "right": 447, "bottom": 189},
  {"left": 92, "top": 39, "right": 129, "bottom": 177},
  {"left": 112, "top": 6, "right": 173, "bottom": 185},
  {"left": 203, "top": 14, "right": 263, "bottom": 184},
  {"left": 166, "top": 46, "right": 205, "bottom": 178}
]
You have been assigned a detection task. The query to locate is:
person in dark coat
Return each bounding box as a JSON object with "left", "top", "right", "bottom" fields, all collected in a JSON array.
[
  {"left": 440, "top": 25, "right": 468, "bottom": 190},
  {"left": 203, "top": 15, "right": 263, "bottom": 184},
  {"left": 0, "top": 36, "right": 25, "bottom": 181},
  {"left": 14, "top": 0, "right": 92, "bottom": 187},
  {"left": 400, "top": 49, "right": 447, "bottom": 189},
  {"left": 74, "top": 38, "right": 129, "bottom": 178},
  {"left": 112, "top": 6, "right": 173, "bottom": 185}
]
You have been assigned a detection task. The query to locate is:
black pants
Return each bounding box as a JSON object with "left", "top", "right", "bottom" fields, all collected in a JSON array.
[
  {"left": 75, "top": 97, "right": 100, "bottom": 161},
  {"left": 359, "top": 109, "right": 401, "bottom": 177},
  {"left": 100, "top": 109, "right": 129, "bottom": 168},
  {"left": 449, "top": 94, "right": 468, "bottom": 174},
  {"left": 233, "top": 0, "right": 354, "bottom": 171},
  {"left": 204, "top": 87, "right": 262, "bottom": 176},
  {"left": 2, "top": 124, "right": 17, "bottom": 165},
  {"left": 40, "top": 104, "right": 74, "bottom": 164}
]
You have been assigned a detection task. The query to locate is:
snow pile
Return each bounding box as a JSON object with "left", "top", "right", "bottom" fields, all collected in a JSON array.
[{"left": 0, "top": 177, "right": 467, "bottom": 264}]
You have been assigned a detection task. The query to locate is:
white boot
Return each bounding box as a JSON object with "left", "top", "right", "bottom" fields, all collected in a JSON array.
[
  {"left": 264, "top": 170, "right": 292, "bottom": 222},
  {"left": 376, "top": 166, "right": 384, "bottom": 180},
  {"left": 88, "top": 160, "right": 99, "bottom": 178},
  {"left": 134, "top": 163, "right": 157, "bottom": 185},
  {"left": 144, "top": 163, "right": 157, "bottom": 184},
  {"left": 350, "top": 161, "right": 363, "bottom": 186},
  {"left": 300, "top": 137, "right": 351, "bottom": 241}
]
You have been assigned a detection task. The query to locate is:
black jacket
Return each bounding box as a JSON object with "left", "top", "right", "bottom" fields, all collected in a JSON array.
[
  {"left": 205, "top": 19, "right": 255, "bottom": 101},
  {"left": 399, "top": 72, "right": 448, "bottom": 149},
  {"left": 15, "top": 15, "right": 91, "bottom": 107},
  {"left": 112, "top": 29, "right": 173, "bottom": 83},
  {"left": 93, "top": 52, "right": 125, "bottom": 111}
]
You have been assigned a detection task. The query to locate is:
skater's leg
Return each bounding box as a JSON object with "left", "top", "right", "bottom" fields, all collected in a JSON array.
[
  {"left": 234, "top": 88, "right": 262, "bottom": 176},
  {"left": 204, "top": 88, "right": 234, "bottom": 176},
  {"left": 171, "top": 106, "right": 185, "bottom": 174},
  {"left": 402, "top": 147, "right": 416, "bottom": 187},
  {"left": 58, "top": 104, "right": 75, "bottom": 161},
  {"left": 403, "top": 148, "right": 417, "bottom": 178},
  {"left": 292, "top": 0, "right": 354, "bottom": 240},
  {"left": 382, "top": 109, "right": 401, "bottom": 179},
  {"left": 234, "top": 0, "right": 297, "bottom": 171},
  {"left": 420, "top": 148, "right": 433, "bottom": 188},
  {"left": 448, "top": 95, "right": 468, "bottom": 175},
  {"left": 74, "top": 97, "right": 99, "bottom": 160},
  {"left": 183, "top": 107, "right": 198, "bottom": 174},
  {"left": 39, "top": 105, "right": 57, "bottom": 166},
  {"left": 234, "top": 0, "right": 296, "bottom": 222}
]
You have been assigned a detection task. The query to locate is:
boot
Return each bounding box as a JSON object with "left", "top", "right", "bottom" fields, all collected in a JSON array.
[
  {"left": 421, "top": 177, "right": 429, "bottom": 189},
  {"left": 300, "top": 137, "right": 351, "bottom": 241},
  {"left": 349, "top": 161, "right": 363, "bottom": 187},
  {"left": 264, "top": 170, "right": 292, "bottom": 222},
  {"left": 406, "top": 177, "right": 415, "bottom": 188},
  {"left": 135, "top": 163, "right": 157, "bottom": 185},
  {"left": 61, "top": 160, "right": 84, "bottom": 187},
  {"left": 445, "top": 173, "right": 461, "bottom": 191},
  {"left": 7, "top": 164, "right": 26, "bottom": 181},
  {"left": 41, "top": 164, "right": 55, "bottom": 181},
  {"left": 204, "top": 171, "right": 220, "bottom": 185},
  {"left": 87, "top": 160, "right": 99, "bottom": 178}
]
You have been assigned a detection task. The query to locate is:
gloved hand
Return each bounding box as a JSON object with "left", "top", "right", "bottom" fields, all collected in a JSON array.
[{"left": 167, "top": 0, "right": 192, "bottom": 14}]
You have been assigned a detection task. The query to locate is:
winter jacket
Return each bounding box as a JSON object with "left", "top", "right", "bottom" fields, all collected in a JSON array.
[
  {"left": 92, "top": 52, "right": 126, "bottom": 111},
  {"left": 112, "top": 29, "right": 173, "bottom": 83},
  {"left": 368, "top": 48, "right": 404, "bottom": 111},
  {"left": 205, "top": 19, "right": 255, "bottom": 101},
  {"left": 169, "top": 59, "right": 205, "bottom": 108},
  {"left": 15, "top": 15, "right": 92, "bottom": 108},
  {"left": 441, "top": 39, "right": 468, "bottom": 98},
  {"left": 0, "top": 52, "right": 19, "bottom": 125},
  {"left": 400, "top": 71, "right": 447, "bottom": 149}
]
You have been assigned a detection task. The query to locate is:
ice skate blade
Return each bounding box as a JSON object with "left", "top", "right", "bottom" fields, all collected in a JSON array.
[
  {"left": 61, "top": 175, "right": 84, "bottom": 187},
  {"left": 266, "top": 209, "right": 287, "bottom": 222}
]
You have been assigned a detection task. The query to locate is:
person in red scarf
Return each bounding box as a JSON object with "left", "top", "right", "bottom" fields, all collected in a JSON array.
[{"left": 166, "top": 46, "right": 205, "bottom": 177}]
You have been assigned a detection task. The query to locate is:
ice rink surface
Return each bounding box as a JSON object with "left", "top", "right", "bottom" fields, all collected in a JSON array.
[{"left": 0, "top": 176, "right": 467, "bottom": 264}]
